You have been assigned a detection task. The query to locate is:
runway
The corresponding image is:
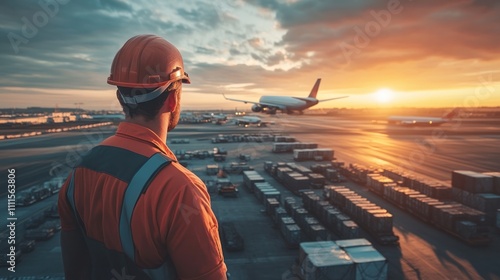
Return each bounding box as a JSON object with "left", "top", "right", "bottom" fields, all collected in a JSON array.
[
  {"left": 259, "top": 115, "right": 500, "bottom": 182},
  {"left": 1, "top": 115, "right": 499, "bottom": 279}
]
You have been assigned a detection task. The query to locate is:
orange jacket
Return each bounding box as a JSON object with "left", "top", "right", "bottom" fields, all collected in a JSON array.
[{"left": 58, "top": 122, "right": 227, "bottom": 279}]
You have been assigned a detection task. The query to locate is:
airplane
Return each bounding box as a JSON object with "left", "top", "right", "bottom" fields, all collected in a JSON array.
[
  {"left": 222, "top": 78, "right": 348, "bottom": 114},
  {"left": 387, "top": 108, "right": 461, "bottom": 126},
  {"left": 201, "top": 113, "right": 228, "bottom": 123},
  {"left": 232, "top": 116, "right": 273, "bottom": 127}
]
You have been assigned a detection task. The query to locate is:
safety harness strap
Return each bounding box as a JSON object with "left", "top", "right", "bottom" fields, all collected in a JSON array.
[
  {"left": 119, "top": 153, "right": 173, "bottom": 279},
  {"left": 67, "top": 152, "right": 176, "bottom": 279}
]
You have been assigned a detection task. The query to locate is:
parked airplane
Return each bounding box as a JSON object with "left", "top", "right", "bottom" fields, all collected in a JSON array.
[
  {"left": 387, "top": 108, "right": 461, "bottom": 126},
  {"left": 222, "top": 78, "right": 348, "bottom": 114},
  {"left": 233, "top": 116, "right": 273, "bottom": 127},
  {"left": 202, "top": 113, "right": 228, "bottom": 122}
]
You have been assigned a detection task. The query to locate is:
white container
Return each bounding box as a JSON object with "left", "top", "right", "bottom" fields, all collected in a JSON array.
[
  {"left": 299, "top": 241, "right": 339, "bottom": 264},
  {"left": 303, "top": 250, "right": 355, "bottom": 280},
  {"left": 335, "top": 238, "right": 372, "bottom": 249},
  {"left": 345, "top": 246, "right": 387, "bottom": 280}
]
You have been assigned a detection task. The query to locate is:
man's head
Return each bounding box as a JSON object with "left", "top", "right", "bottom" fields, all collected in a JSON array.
[{"left": 107, "top": 35, "right": 190, "bottom": 130}]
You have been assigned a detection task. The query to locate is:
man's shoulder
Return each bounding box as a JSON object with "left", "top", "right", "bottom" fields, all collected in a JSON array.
[
  {"left": 157, "top": 161, "right": 203, "bottom": 186},
  {"left": 151, "top": 162, "right": 208, "bottom": 197}
]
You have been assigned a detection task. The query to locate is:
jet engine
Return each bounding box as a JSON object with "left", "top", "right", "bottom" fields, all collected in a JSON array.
[{"left": 251, "top": 104, "right": 262, "bottom": 112}]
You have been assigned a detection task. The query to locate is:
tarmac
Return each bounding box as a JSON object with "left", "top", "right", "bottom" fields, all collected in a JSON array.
[{"left": 1, "top": 115, "right": 499, "bottom": 279}]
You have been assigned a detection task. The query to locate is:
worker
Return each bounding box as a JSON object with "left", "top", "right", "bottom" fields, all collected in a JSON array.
[{"left": 58, "top": 34, "right": 227, "bottom": 280}]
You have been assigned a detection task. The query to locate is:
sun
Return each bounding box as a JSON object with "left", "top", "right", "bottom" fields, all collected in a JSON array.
[{"left": 374, "top": 88, "right": 394, "bottom": 104}]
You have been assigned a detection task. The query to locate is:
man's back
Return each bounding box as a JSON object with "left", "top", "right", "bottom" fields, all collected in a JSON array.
[{"left": 58, "top": 122, "right": 226, "bottom": 279}]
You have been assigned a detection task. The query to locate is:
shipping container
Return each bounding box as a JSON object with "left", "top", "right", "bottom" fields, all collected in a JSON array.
[
  {"left": 299, "top": 241, "right": 340, "bottom": 264},
  {"left": 328, "top": 184, "right": 398, "bottom": 245},
  {"left": 345, "top": 246, "right": 388, "bottom": 280},
  {"left": 274, "top": 207, "right": 288, "bottom": 224},
  {"left": 280, "top": 216, "right": 297, "bottom": 237},
  {"left": 302, "top": 250, "right": 355, "bottom": 280},
  {"left": 309, "top": 224, "right": 329, "bottom": 241},
  {"left": 243, "top": 171, "right": 266, "bottom": 192},
  {"left": 335, "top": 238, "right": 372, "bottom": 249},
  {"left": 284, "top": 197, "right": 297, "bottom": 215},
  {"left": 452, "top": 170, "right": 494, "bottom": 193},
  {"left": 294, "top": 208, "right": 309, "bottom": 223},
  {"left": 274, "top": 135, "right": 296, "bottom": 142},
  {"left": 483, "top": 172, "right": 500, "bottom": 194},
  {"left": 265, "top": 198, "right": 280, "bottom": 216},
  {"left": 283, "top": 224, "right": 302, "bottom": 248},
  {"left": 340, "top": 220, "right": 360, "bottom": 239},
  {"left": 293, "top": 148, "right": 334, "bottom": 162},
  {"left": 262, "top": 191, "right": 281, "bottom": 205}
]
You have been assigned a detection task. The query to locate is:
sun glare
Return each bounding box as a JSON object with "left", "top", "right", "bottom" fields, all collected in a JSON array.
[{"left": 374, "top": 88, "right": 394, "bottom": 104}]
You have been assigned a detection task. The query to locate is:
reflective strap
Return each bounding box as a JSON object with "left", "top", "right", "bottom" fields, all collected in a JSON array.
[
  {"left": 66, "top": 170, "right": 77, "bottom": 220},
  {"left": 119, "top": 82, "right": 170, "bottom": 105},
  {"left": 119, "top": 153, "right": 172, "bottom": 278}
]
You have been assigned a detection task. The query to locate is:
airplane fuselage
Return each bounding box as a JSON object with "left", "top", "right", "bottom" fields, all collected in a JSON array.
[
  {"left": 259, "top": 96, "right": 318, "bottom": 112},
  {"left": 222, "top": 78, "right": 347, "bottom": 114},
  {"left": 387, "top": 116, "right": 447, "bottom": 126}
]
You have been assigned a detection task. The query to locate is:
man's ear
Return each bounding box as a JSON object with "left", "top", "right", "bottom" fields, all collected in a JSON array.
[{"left": 165, "top": 91, "right": 179, "bottom": 112}]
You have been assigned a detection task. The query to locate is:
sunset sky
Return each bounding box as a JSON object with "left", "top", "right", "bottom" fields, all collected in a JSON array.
[{"left": 1, "top": 0, "right": 499, "bottom": 111}]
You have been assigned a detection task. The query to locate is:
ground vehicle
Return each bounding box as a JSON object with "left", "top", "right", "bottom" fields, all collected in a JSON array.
[
  {"left": 15, "top": 191, "right": 37, "bottom": 206},
  {"left": 214, "top": 147, "right": 228, "bottom": 155},
  {"left": 219, "top": 222, "right": 245, "bottom": 252},
  {"left": 223, "top": 162, "right": 254, "bottom": 174},
  {"left": 212, "top": 135, "right": 229, "bottom": 143},
  {"left": 214, "top": 154, "right": 226, "bottom": 162},
  {"left": 31, "top": 186, "right": 51, "bottom": 201},
  {"left": 217, "top": 179, "right": 239, "bottom": 197},
  {"left": 239, "top": 154, "right": 251, "bottom": 161}
]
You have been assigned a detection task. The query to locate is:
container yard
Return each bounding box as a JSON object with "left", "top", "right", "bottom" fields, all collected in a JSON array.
[{"left": 339, "top": 164, "right": 495, "bottom": 245}]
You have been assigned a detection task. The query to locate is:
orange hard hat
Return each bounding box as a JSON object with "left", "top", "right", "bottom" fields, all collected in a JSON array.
[{"left": 107, "top": 34, "right": 190, "bottom": 104}]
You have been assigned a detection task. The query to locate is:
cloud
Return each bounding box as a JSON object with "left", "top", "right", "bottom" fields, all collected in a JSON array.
[
  {"left": 177, "top": 6, "right": 223, "bottom": 29},
  {"left": 246, "top": 0, "right": 500, "bottom": 66},
  {"left": 98, "top": 0, "right": 134, "bottom": 12},
  {"left": 1, "top": 0, "right": 499, "bottom": 109}
]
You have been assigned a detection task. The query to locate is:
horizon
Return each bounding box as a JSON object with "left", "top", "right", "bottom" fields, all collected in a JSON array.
[
  {"left": 2, "top": 105, "right": 500, "bottom": 113},
  {"left": 2, "top": 1, "right": 499, "bottom": 110}
]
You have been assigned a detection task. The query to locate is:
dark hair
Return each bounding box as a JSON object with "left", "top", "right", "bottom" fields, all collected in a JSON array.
[{"left": 117, "top": 81, "right": 181, "bottom": 120}]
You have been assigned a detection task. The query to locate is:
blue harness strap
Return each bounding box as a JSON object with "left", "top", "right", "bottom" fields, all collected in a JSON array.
[
  {"left": 119, "top": 153, "right": 175, "bottom": 279},
  {"left": 67, "top": 152, "right": 176, "bottom": 279}
]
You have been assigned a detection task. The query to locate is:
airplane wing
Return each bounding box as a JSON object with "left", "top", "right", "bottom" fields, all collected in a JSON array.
[
  {"left": 222, "top": 93, "right": 260, "bottom": 105},
  {"left": 318, "top": 96, "right": 349, "bottom": 102},
  {"left": 222, "top": 93, "right": 286, "bottom": 110}
]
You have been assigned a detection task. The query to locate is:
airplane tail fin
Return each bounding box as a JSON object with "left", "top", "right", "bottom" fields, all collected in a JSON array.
[
  {"left": 308, "top": 78, "right": 321, "bottom": 98},
  {"left": 443, "top": 108, "right": 461, "bottom": 119}
]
